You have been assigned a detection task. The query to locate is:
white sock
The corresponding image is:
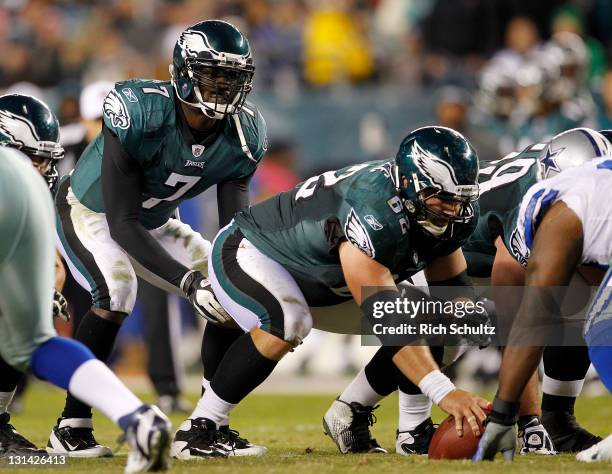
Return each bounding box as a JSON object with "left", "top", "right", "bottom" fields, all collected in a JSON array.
[
  {"left": 398, "top": 392, "right": 432, "bottom": 432},
  {"left": 202, "top": 377, "right": 211, "bottom": 393},
  {"left": 0, "top": 390, "right": 16, "bottom": 414},
  {"left": 542, "top": 375, "right": 585, "bottom": 398},
  {"left": 190, "top": 386, "right": 235, "bottom": 427},
  {"left": 68, "top": 359, "right": 142, "bottom": 423},
  {"left": 339, "top": 368, "right": 385, "bottom": 406}
]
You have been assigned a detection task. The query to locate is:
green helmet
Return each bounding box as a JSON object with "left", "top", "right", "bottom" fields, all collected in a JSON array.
[
  {"left": 394, "top": 126, "right": 479, "bottom": 239},
  {"left": 170, "top": 20, "right": 254, "bottom": 120},
  {"left": 0, "top": 94, "right": 64, "bottom": 188}
]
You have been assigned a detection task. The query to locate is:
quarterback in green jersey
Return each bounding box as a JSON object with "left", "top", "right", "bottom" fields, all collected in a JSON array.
[
  {"left": 53, "top": 20, "right": 267, "bottom": 457},
  {"left": 169, "top": 126, "right": 495, "bottom": 459},
  {"left": 464, "top": 127, "right": 612, "bottom": 455}
]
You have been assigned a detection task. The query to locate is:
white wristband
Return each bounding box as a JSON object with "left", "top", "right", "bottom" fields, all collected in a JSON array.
[{"left": 418, "top": 370, "right": 456, "bottom": 405}]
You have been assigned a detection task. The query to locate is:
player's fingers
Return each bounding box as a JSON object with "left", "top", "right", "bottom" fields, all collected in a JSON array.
[
  {"left": 502, "top": 448, "right": 515, "bottom": 461},
  {"left": 475, "top": 397, "right": 492, "bottom": 412},
  {"left": 470, "top": 403, "right": 487, "bottom": 423},
  {"left": 453, "top": 413, "right": 464, "bottom": 438},
  {"left": 465, "top": 411, "right": 480, "bottom": 436}
]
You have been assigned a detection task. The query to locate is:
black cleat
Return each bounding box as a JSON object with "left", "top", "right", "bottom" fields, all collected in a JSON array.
[
  {"left": 47, "top": 418, "right": 112, "bottom": 457},
  {"left": 542, "top": 410, "right": 602, "bottom": 453},
  {"left": 396, "top": 418, "right": 437, "bottom": 455},
  {"left": 323, "top": 398, "right": 387, "bottom": 454},
  {"left": 0, "top": 412, "right": 46, "bottom": 456},
  {"left": 217, "top": 426, "right": 267, "bottom": 456},
  {"left": 170, "top": 418, "right": 228, "bottom": 460}
]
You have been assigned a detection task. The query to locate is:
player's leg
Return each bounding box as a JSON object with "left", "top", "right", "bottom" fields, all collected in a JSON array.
[
  {"left": 0, "top": 355, "right": 42, "bottom": 455},
  {"left": 171, "top": 224, "right": 311, "bottom": 459},
  {"left": 0, "top": 153, "right": 171, "bottom": 471},
  {"left": 53, "top": 178, "right": 137, "bottom": 456},
  {"left": 577, "top": 264, "right": 612, "bottom": 462},
  {"left": 541, "top": 346, "right": 600, "bottom": 452}
]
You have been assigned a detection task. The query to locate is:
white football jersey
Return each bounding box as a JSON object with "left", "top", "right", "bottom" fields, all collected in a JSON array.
[{"left": 514, "top": 157, "right": 612, "bottom": 267}]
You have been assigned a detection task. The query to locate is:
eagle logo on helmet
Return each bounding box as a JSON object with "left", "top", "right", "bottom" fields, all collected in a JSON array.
[
  {"left": 103, "top": 90, "right": 130, "bottom": 130},
  {"left": 178, "top": 30, "right": 210, "bottom": 58},
  {"left": 411, "top": 140, "right": 460, "bottom": 191},
  {"left": 0, "top": 109, "right": 41, "bottom": 149}
]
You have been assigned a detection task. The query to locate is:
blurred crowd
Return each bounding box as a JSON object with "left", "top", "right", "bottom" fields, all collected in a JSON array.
[{"left": 3, "top": 0, "right": 612, "bottom": 387}]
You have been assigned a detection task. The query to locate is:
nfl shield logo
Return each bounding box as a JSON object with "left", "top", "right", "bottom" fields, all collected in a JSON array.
[{"left": 192, "top": 145, "right": 205, "bottom": 157}]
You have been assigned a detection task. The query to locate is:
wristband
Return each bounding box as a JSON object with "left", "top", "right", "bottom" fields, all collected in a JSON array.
[
  {"left": 418, "top": 369, "right": 456, "bottom": 405},
  {"left": 490, "top": 396, "right": 520, "bottom": 426}
]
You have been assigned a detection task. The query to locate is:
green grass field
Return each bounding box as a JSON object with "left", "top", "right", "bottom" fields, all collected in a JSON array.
[{"left": 6, "top": 382, "right": 612, "bottom": 473}]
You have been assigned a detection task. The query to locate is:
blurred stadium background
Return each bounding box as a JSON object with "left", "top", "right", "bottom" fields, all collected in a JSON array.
[{"left": 4, "top": 0, "right": 612, "bottom": 407}]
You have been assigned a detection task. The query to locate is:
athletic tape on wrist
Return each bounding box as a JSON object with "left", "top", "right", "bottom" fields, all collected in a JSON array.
[{"left": 417, "top": 369, "right": 456, "bottom": 405}]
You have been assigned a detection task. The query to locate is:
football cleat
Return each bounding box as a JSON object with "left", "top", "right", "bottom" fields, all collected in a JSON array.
[
  {"left": 518, "top": 416, "right": 557, "bottom": 455},
  {"left": 217, "top": 425, "right": 267, "bottom": 456},
  {"left": 323, "top": 398, "right": 387, "bottom": 454},
  {"left": 576, "top": 433, "right": 612, "bottom": 462},
  {"left": 542, "top": 410, "right": 602, "bottom": 453},
  {"left": 123, "top": 404, "right": 171, "bottom": 474},
  {"left": 170, "top": 418, "right": 228, "bottom": 460},
  {"left": 155, "top": 395, "right": 192, "bottom": 416},
  {"left": 46, "top": 418, "right": 113, "bottom": 457},
  {"left": 0, "top": 412, "right": 47, "bottom": 456},
  {"left": 396, "top": 418, "right": 437, "bottom": 455}
]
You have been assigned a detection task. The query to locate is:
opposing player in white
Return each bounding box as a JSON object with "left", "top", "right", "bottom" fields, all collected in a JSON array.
[{"left": 473, "top": 157, "right": 612, "bottom": 461}]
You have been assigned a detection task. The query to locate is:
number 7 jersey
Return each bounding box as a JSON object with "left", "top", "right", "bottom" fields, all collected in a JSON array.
[{"left": 69, "top": 79, "right": 267, "bottom": 229}]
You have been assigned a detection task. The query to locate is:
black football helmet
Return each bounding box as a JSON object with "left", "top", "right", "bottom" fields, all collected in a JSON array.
[
  {"left": 170, "top": 20, "right": 254, "bottom": 120},
  {"left": 0, "top": 94, "right": 64, "bottom": 188}
]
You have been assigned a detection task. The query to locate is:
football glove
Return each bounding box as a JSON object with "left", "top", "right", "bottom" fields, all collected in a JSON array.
[
  {"left": 52, "top": 289, "right": 70, "bottom": 321},
  {"left": 473, "top": 420, "right": 516, "bottom": 462},
  {"left": 181, "top": 271, "right": 232, "bottom": 325}
]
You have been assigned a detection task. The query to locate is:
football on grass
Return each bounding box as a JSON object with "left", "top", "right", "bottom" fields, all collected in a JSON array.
[{"left": 428, "top": 408, "right": 491, "bottom": 459}]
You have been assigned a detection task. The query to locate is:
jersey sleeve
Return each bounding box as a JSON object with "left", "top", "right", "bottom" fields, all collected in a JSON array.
[
  {"left": 339, "top": 189, "right": 407, "bottom": 268},
  {"left": 101, "top": 84, "right": 146, "bottom": 162}
]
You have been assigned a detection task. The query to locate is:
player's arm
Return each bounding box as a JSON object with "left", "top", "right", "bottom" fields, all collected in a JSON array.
[
  {"left": 491, "top": 237, "right": 525, "bottom": 286},
  {"left": 339, "top": 241, "right": 489, "bottom": 436},
  {"left": 497, "top": 201, "right": 583, "bottom": 406},
  {"left": 217, "top": 173, "right": 253, "bottom": 227},
  {"left": 101, "top": 125, "right": 190, "bottom": 289}
]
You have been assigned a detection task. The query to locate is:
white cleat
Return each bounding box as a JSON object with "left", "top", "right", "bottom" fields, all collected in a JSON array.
[
  {"left": 124, "top": 405, "right": 172, "bottom": 474},
  {"left": 577, "top": 434, "right": 612, "bottom": 462}
]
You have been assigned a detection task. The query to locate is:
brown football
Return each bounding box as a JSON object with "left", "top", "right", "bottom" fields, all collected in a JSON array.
[{"left": 428, "top": 408, "right": 491, "bottom": 460}]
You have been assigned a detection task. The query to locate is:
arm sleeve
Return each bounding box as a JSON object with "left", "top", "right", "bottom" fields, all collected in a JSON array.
[
  {"left": 216, "top": 174, "right": 253, "bottom": 228},
  {"left": 101, "top": 125, "right": 190, "bottom": 289}
]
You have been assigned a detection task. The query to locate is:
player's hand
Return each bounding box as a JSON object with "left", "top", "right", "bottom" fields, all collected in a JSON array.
[
  {"left": 455, "top": 298, "right": 494, "bottom": 348},
  {"left": 181, "top": 271, "right": 232, "bottom": 325},
  {"left": 438, "top": 389, "right": 491, "bottom": 437},
  {"left": 52, "top": 289, "right": 70, "bottom": 321},
  {"left": 473, "top": 420, "right": 516, "bottom": 462}
]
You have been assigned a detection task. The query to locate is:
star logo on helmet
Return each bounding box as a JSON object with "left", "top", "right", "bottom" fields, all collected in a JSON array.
[{"left": 540, "top": 146, "right": 564, "bottom": 178}]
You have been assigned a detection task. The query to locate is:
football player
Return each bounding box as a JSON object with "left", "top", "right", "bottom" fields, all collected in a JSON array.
[
  {"left": 467, "top": 127, "right": 610, "bottom": 454},
  {"left": 0, "top": 143, "right": 171, "bottom": 472},
  {"left": 0, "top": 93, "right": 70, "bottom": 455},
  {"left": 324, "top": 127, "right": 610, "bottom": 456},
  {"left": 170, "top": 126, "right": 493, "bottom": 459},
  {"left": 473, "top": 155, "right": 612, "bottom": 462},
  {"left": 52, "top": 20, "right": 267, "bottom": 457}
]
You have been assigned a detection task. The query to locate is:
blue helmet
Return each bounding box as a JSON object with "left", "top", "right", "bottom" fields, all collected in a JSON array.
[
  {"left": 394, "top": 126, "right": 479, "bottom": 239},
  {"left": 170, "top": 20, "right": 254, "bottom": 120}
]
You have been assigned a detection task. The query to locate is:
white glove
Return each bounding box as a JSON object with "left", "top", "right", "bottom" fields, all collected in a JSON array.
[{"left": 181, "top": 271, "right": 232, "bottom": 324}]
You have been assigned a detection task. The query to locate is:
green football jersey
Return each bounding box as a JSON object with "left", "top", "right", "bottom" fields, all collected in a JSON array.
[
  {"left": 235, "top": 160, "right": 477, "bottom": 306},
  {"left": 463, "top": 142, "right": 545, "bottom": 275},
  {"left": 70, "top": 79, "right": 267, "bottom": 229}
]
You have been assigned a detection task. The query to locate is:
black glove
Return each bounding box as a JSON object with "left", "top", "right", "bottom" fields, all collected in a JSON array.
[
  {"left": 450, "top": 298, "right": 494, "bottom": 348},
  {"left": 181, "top": 271, "right": 232, "bottom": 325},
  {"left": 52, "top": 289, "right": 70, "bottom": 321}
]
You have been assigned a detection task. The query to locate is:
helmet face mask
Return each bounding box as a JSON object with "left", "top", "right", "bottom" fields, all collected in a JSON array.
[
  {"left": 395, "top": 127, "right": 479, "bottom": 240},
  {"left": 0, "top": 94, "right": 64, "bottom": 188},
  {"left": 171, "top": 20, "right": 254, "bottom": 120}
]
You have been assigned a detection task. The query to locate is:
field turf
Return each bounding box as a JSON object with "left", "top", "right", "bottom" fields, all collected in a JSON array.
[{"left": 5, "top": 382, "right": 612, "bottom": 473}]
